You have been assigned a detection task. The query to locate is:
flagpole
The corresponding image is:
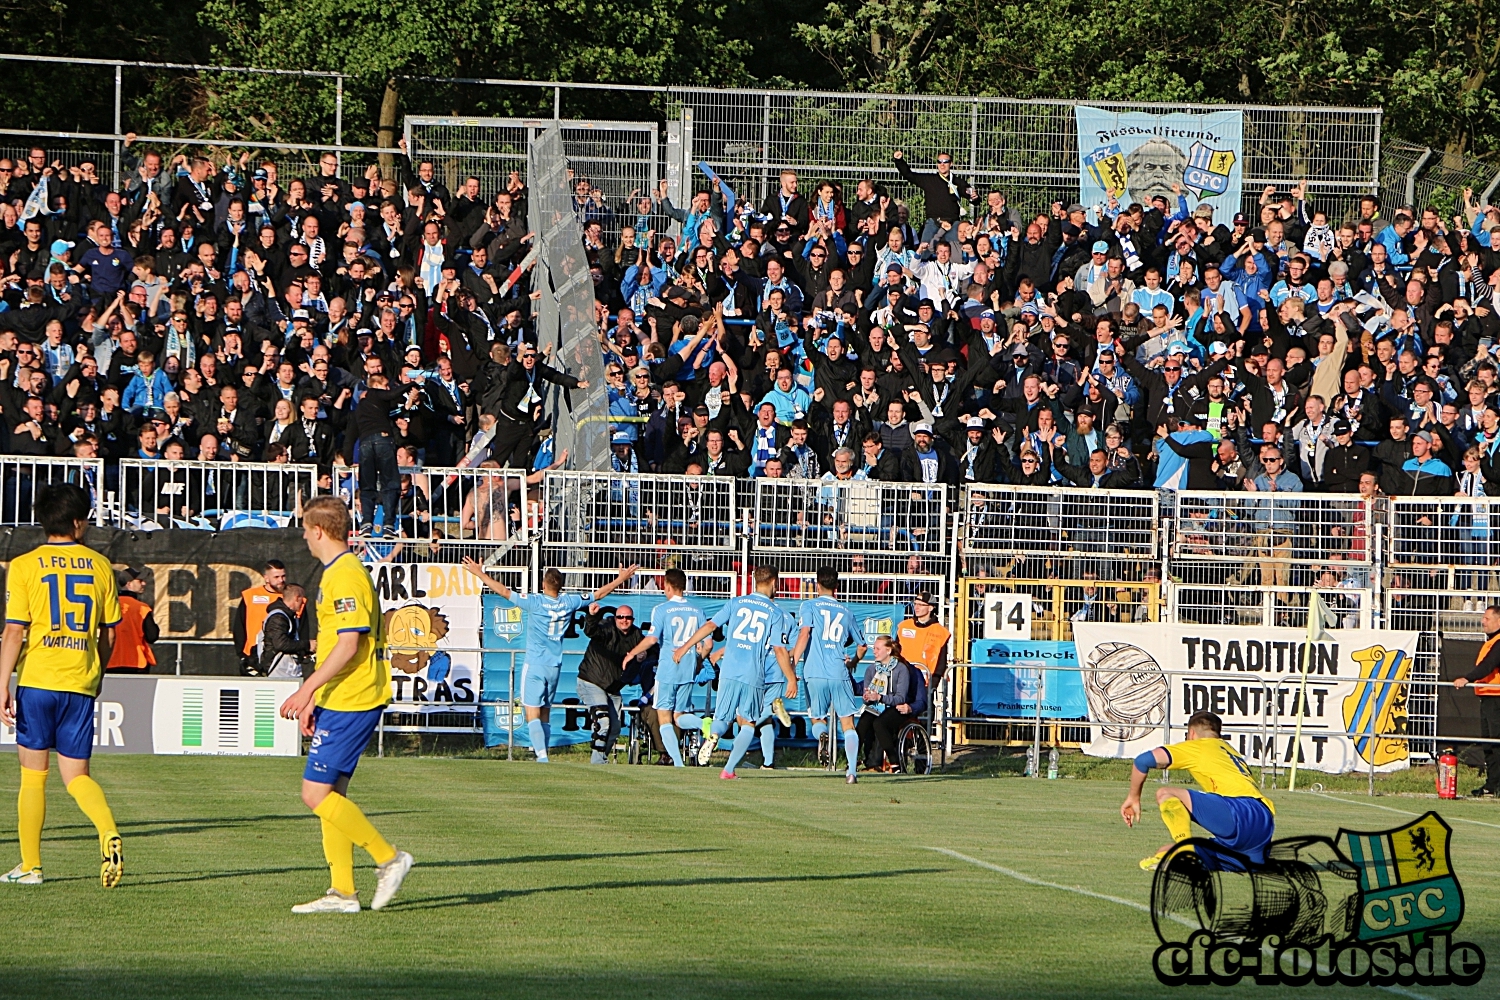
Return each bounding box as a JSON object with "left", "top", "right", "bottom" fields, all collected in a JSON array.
[{"left": 1288, "top": 592, "right": 1326, "bottom": 791}]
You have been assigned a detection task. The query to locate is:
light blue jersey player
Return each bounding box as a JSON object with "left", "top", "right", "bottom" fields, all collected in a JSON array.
[
  {"left": 674, "top": 565, "right": 795, "bottom": 779},
  {"left": 464, "top": 559, "right": 637, "bottom": 761},
  {"left": 624, "top": 567, "right": 706, "bottom": 767},
  {"left": 793, "top": 567, "right": 868, "bottom": 783},
  {"left": 752, "top": 602, "right": 801, "bottom": 770}
]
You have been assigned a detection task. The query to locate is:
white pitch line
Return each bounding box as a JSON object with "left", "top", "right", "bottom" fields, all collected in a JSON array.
[
  {"left": 1306, "top": 791, "right": 1500, "bottom": 831},
  {"left": 927, "top": 845, "right": 1437, "bottom": 1000}
]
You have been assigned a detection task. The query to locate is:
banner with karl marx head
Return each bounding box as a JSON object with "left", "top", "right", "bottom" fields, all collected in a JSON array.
[
  {"left": 1076, "top": 106, "right": 1243, "bottom": 222},
  {"left": 1072, "top": 623, "right": 1420, "bottom": 775}
]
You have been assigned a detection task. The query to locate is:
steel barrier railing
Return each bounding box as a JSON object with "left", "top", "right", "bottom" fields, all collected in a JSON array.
[
  {"left": 960, "top": 484, "right": 1158, "bottom": 559},
  {"left": 0, "top": 457, "right": 106, "bottom": 526},
  {"left": 116, "top": 458, "right": 317, "bottom": 530},
  {"left": 544, "top": 470, "right": 737, "bottom": 551},
  {"left": 1171, "top": 490, "right": 1376, "bottom": 566},
  {"left": 752, "top": 479, "right": 949, "bottom": 553}
]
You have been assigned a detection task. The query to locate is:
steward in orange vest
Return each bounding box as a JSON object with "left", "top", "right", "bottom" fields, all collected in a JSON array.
[
  {"left": 1453, "top": 605, "right": 1500, "bottom": 797},
  {"left": 106, "top": 567, "right": 158, "bottom": 672},
  {"left": 230, "top": 560, "right": 288, "bottom": 673}
]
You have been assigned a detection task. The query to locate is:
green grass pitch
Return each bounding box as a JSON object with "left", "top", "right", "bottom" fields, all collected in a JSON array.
[{"left": 0, "top": 755, "right": 1496, "bottom": 999}]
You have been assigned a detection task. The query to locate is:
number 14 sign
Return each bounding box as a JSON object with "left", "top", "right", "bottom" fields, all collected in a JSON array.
[{"left": 981, "top": 592, "right": 1032, "bottom": 639}]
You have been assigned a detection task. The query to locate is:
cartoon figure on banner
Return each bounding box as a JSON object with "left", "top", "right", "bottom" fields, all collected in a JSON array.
[
  {"left": 1183, "top": 141, "right": 1236, "bottom": 200},
  {"left": 384, "top": 602, "right": 452, "bottom": 682},
  {"left": 1344, "top": 644, "right": 1411, "bottom": 767},
  {"left": 1124, "top": 140, "right": 1187, "bottom": 207},
  {"left": 1085, "top": 641, "right": 1169, "bottom": 740}
]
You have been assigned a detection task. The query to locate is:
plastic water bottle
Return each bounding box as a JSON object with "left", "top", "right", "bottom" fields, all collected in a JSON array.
[
  {"left": 1025, "top": 745, "right": 1037, "bottom": 777},
  {"left": 1047, "top": 746, "right": 1059, "bottom": 780}
]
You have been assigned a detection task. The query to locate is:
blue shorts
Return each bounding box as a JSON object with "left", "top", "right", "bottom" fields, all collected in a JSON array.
[
  {"left": 521, "top": 665, "right": 562, "bottom": 709},
  {"left": 655, "top": 679, "right": 696, "bottom": 714},
  {"left": 15, "top": 687, "right": 96, "bottom": 759},
  {"left": 756, "top": 681, "right": 786, "bottom": 724},
  {"left": 806, "top": 676, "right": 861, "bottom": 721},
  {"left": 714, "top": 679, "right": 763, "bottom": 725},
  {"left": 1188, "top": 791, "right": 1275, "bottom": 870},
  {"left": 303, "top": 706, "right": 383, "bottom": 783}
]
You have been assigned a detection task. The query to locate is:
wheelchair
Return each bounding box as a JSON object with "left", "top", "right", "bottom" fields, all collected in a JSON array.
[
  {"left": 896, "top": 720, "right": 933, "bottom": 775},
  {"left": 626, "top": 705, "right": 707, "bottom": 765}
]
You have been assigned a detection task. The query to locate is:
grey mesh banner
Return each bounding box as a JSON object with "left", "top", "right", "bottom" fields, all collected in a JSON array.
[{"left": 528, "top": 125, "right": 610, "bottom": 471}]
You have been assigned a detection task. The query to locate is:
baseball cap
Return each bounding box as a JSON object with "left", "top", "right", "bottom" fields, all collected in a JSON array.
[
  {"left": 114, "top": 567, "right": 142, "bottom": 589},
  {"left": 291, "top": 309, "right": 310, "bottom": 321},
  {"left": 50, "top": 239, "right": 73, "bottom": 256},
  {"left": 1062, "top": 223, "right": 1080, "bottom": 238},
  {"left": 1333, "top": 418, "right": 1353, "bottom": 436},
  {"left": 1065, "top": 203, "right": 1085, "bottom": 215},
  {"left": 1166, "top": 341, "right": 1191, "bottom": 356},
  {"left": 979, "top": 309, "right": 996, "bottom": 320},
  {"left": 1092, "top": 240, "right": 1110, "bottom": 254},
  {"left": 1414, "top": 430, "right": 1434, "bottom": 444},
  {"left": 253, "top": 168, "right": 269, "bottom": 181},
  {"left": 1247, "top": 342, "right": 1271, "bottom": 357},
  {"left": 1193, "top": 204, "right": 1214, "bottom": 219},
  {"left": 1233, "top": 213, "right": 1249, "bottom": 225},
  {"left": 692, "top": 405, "right": 710, "bottom": 416},
  {"left": 966, "top": 416, "right": 986, "bottom": 429},
  {"left": 611, "top": 431, "right": 632, "bottom": 444},
  {"left": 911, "top": 421, "right": 934, "bottom": 436},
  {"left": 1011, "top": 343, "right": 1030, "bottom": 356},
  {"left": 1208, "top": 340, "right": 1229, "bottom": 356},
  {"left": 886, "top": 262, "right": 904, "bottom": 274},
  {"left": 912, "top": 591, "right": 936, "bottom": 607}
]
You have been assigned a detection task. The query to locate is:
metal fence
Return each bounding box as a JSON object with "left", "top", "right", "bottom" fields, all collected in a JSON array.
[
  {"left": 664, "top": 90, "right": 1382, "bottom": 220},
  {"left": 0, "top": 457, "right": 106, "bottom": 526},
  {"left": 1380, "top": 139, "right": 1500, "bottom": 217},
  {"left": 405, "top": 116, "right": 658, "bottom": 224},
  {"left": 751, "top": 479, "right": 949, "bottom": 553},
  {"left": 959, "top": 484, "right": 1158, "bottom": 578},
  {"left": 543, "top": 470, "right": 737, "bottom": 551},
  {"left": 116, "top": 458, "right": 316, "bottom": 530}
]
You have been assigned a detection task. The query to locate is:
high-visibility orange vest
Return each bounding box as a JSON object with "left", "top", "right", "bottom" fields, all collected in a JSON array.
[
  {"left": 1474, "top": 634, "right": 1500, "bottom": 697},
  {"left": 240, "top": 585, "right": 279, "bottom": 654},
  {"left": 107, "top": 595, "right": 156, "bottom": 670},
  {"left": 897, "top": 617, "right": 950, "bottom": 678}
]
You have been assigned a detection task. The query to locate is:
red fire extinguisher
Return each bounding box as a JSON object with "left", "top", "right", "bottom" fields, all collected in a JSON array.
[{"left": 1437, "top": 748, "right": 1458, "bottom": 800}]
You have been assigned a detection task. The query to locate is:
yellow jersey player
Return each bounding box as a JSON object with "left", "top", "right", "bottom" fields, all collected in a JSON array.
[
  {"left": 1121, "top": 710, "right": 1275, "bottom": 873},
  {"left": 0, "top": 484, "right": 123, "bottom": 887},
  {"left": 279, "top": 496, "right": 412, "bottom": 913}
]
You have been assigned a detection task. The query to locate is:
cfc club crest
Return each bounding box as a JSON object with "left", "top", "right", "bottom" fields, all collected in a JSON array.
[
  {"left": 1343, "top": 644, "right": 1411, "bottom": 767},
  {"left": 1183, "top": 141, "right": 1235, "bottom": 199},
  {"left": 1084, "top": 143, "right": 1129, "bottom": 199},
  {"left": 1150, "top": 812, "right": 1483, "bottom": 987}
]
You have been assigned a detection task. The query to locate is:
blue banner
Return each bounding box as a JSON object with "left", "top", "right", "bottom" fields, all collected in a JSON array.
[
  {"left": 481, "top": 591, "right": 906, "bottom": 748},
  {"left": 1076, "top": 106, "right": 1244, "bottom": 221},
  {"left": 969, "top": 639, "right": 1087, "bottom": 719}
]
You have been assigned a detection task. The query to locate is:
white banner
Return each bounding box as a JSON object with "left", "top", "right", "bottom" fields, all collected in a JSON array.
[
  {"left": 368, "top": 561, "right": 483, "bottom": 712},
  {"left": 1072, "top": 623, "right": 1420, "bottom": 774}
]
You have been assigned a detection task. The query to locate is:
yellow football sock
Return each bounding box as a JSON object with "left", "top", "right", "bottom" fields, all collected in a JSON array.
[
  {"left": 18, "top": 767, "right": 48, "bottom": 871},
  {"left": 1159, "top": 796, "right": 1193, "bottom": 842},
  {"left": 65, "top": 774, "right": 117, "bottom": 849},
  {"left": 321, "top": 818, "right": 357, "bottom": 896},
  {"left": 313, "top": 792, "right": 397, "bottom": 866}
]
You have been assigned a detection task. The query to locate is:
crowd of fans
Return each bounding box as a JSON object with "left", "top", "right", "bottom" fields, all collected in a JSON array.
[{"left": 6, "top": 134, "right": 1500, "bottom": 533}]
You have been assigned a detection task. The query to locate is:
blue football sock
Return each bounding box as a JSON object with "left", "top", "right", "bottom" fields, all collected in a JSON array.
[
  {"left": 811, "top": 720, "right": 828, "bottom": 741},
  {"left": 759, "top": 724, "right": 775, "bottom": 767},
  {"left": 662, "top": 721, "right": 684, "bottom": 766},
  {"left": 725, "top": 724, "right": 757, "bottom": 774},
  {"left": 843, "top": 730, "right": 860, "bottom": 775},
  {"left": 711, "top": 716, "right": 731, "bottom": 739},
  {"left": 528, "top": 719, "right": 549, "bottom": 759},
  {"left": 540, "top": 720, "right": 552, "bottom": 748}
]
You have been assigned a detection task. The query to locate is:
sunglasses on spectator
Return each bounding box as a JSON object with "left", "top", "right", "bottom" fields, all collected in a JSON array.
[
  {"left": 1165, "top": 365, "right": 1182, "bottom": 372},
  {"left": 936, "top": 158, "right": 952, "bottom": 164},
  {"left": 1264, "top": 457, "right": 1283, "bottom": 464},
  {"left": 614, "top": 614, "right": 634, "bottom": 621}
]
